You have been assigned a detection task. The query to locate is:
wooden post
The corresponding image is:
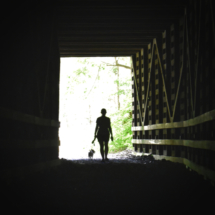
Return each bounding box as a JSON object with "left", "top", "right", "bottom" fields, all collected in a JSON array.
[
  {"left": 162, "top": 31, "right": 168, "bottom": 139},
  {"left": 154, "top": 43, "right": 160, "bottom": 140},
  {"left": 170, "top": 24, "right": 176, "bottom": 139},
  {"left": 136, "top": 52, "right": 140, "bottom": 140},
  {"left": 141, "top": 48, "right": 145, "bottom": 139},
  {"left": 148, "top": 43, "right": 153, "bottom": 139},
  {"left": 131, "top": 56, "right": 136, "bottom": 146}
]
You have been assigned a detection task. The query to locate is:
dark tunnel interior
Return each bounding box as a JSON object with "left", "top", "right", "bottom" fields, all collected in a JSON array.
[{"left": 0, "top": 0, "right": 215, "bottom": 213}]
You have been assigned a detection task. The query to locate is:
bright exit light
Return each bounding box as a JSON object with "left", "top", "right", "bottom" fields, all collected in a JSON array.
[{"left": 59, "top": 57, "right": 132, "bottom": 160}]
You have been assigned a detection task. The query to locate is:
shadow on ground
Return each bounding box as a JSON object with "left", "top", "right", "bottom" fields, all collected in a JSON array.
[{"left": 1, "top": 153, "right": 214, "bottom": 214}]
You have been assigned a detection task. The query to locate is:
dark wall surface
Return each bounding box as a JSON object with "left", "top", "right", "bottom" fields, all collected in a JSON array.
[
  {"left": 0, "top": 2, "right": 60, "bottom": 172},
  {"left": 0, "top": 0, "right": 214, "bottom": 183},
  {"left": 132, "top": 0, "right": 215, "bottom": 182}
]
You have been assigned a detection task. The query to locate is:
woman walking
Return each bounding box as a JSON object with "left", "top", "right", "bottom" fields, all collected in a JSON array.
[{"left": 94, "top": 109, "right": 113, "bottom": 162}]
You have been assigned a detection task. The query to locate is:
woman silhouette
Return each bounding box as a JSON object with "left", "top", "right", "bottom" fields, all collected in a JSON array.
[{"left": 94, "top": 108, "right": 113, "bottom": 162}]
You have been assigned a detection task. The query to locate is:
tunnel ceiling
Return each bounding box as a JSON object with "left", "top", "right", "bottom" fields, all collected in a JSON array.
[{"left": 57, "top": 0, "right": 188, "bottom": 57}]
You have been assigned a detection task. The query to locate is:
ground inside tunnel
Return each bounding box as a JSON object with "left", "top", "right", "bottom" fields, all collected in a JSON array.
[{"left": 2, "top": 151, "right": 215, "bottom": 214}]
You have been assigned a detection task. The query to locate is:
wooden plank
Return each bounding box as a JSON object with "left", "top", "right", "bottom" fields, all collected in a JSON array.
[
  {"left": 172, "top": 16, "right": 185, "bottom": 122},
  {"left": 143, "top": 42, "right": 155, "bottom": 129},
  {"left": 58, "top": 43, "right": 150, "bottom": 47},
  {"left": 60, "top": 54, "right": 133, "bottom": 57},
  {"left": 131, "top": 53, "right": 143, "bottom": 131},
  {"left": 154, "top": 42, "right": 160, "bottom": 128},
  {"left": 60, "top": 51, "right": 136, "bottom": 55},
  {"left": 57, "top": 23, "right": 177, "bottom": 28},
  {"left": 60, "top": 47, "right": 141, "bottom": 52},
  {"left": 58, "top": 30, "right": 163, "bottom": 34},
  {"left": 132, "top": 139, "right": 215, "bottom": 151},
  {"left": 136, "top": 52, "right": 141, "bottom": 127},
  {"left": 58, "top": 37, "right": 157, "bottom": 42},
  {"left": 162, "top": 30, "right": 168, "bottom": 138},
  {"left": 141, "top": 48, "right": 145, "bottom": 138},
  {"left": 155, "top": 39, "right": 172, "bottom": 122},
  {"left": 58, "top": 32, "right": 162, "bottom": 38},
  {"left": 131, "top": 57, "right": 135, "bottom": 128},
  {"left": 132, "top": 109, "right": 215, "bottom": 131},
  {"left": 185, "top": 9, "right": 194, "bottom": 117},
  {"left": 0, "top": 107, "right": 60, "bottom": 127},
  {"left": 0, "top": 140, "right": 60, "bottom": 149}
]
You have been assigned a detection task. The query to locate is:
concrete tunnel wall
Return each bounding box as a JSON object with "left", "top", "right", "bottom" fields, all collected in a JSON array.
[{"left": 0, "top": 1, "right": 214, "bottom": 183}]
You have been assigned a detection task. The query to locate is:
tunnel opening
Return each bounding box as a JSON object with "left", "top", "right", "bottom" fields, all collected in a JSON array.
[
  {"left": 59, "top": 56, "right": 132, "bottom": 160},
  {"left": 0, "top": 1, "right": 215, "bottom": 213},
  {"left": 0, "top": 3, "right": 215, "bottom": 212}
]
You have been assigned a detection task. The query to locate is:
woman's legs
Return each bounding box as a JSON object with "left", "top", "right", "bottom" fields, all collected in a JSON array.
[
  {"left": 104, "top": 141, "right": 109, "bottom": 160},
  {"left": 98, "top": 140, "right": 104, "bottom": 160},
  {"left": 98, "top": 135, "right": 109, "bottom": 161}
]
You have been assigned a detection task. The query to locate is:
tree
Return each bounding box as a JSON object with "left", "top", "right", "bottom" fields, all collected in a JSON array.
[{"left": 60, "top": 57, "right": 132, "bottom": 154}]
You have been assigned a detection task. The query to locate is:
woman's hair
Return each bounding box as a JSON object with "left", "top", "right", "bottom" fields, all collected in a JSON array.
[{"left": 101, "top": 108, "right": 107, "bottom": 114}]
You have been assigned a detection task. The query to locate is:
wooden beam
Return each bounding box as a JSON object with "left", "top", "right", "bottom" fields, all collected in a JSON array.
[
  {"left": 0, "top": 107, "right": 60, "bottom": 127},
  {"left": 132, "top": 139, "right": 215, "bottom": 151},
  {"left": 58, "top": 43, "right": 150, "bottom": 47},
  {"left": 60, "top": 47, "right": 141, "bottom": 51},
  {"left": 172, "top": 15, "right": 185, "bottom": 122},
  {"left": 57, "top": 24, "right": 171, "bottom": 31},
  {"left": 58, "top": 33, "right": 161, "bottom": 38},
  {"left": 58, "top": 38, "right": 157, "bottom": 43},
  {"left": 0, "top": 140, "right": 60, "bottom": 149},
  {"left": 143, "top": 41, "right": 155, "bottom": 128},
  {"left": 57, "top": 29, "right": 164, "bottom": 33},
  {"left": 57, "top": 23, "right": 174, "bottom": 28},
  {"left": 60, "top": 51, "right": 135, "bottom": 54},
  {"left": 155, "top": 38, "right": 172, "bottom": 123},
  {"left": 60, "top": 54, "right": 132, "bottom": 57},
  {"left": 58, "top": 16, "right": 182, "bottom": 21},
  {"left": 132, "top": 109, "right": 215, "bottom": 131}
]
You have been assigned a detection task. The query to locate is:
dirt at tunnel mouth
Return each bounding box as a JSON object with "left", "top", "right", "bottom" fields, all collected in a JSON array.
[{"left": 2, "top": 151, "right": 215, "bottom": 214}]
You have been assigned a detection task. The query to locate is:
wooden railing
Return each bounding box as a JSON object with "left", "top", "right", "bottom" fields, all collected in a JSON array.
[
  {"left": 0, "top": 107, "right": 60, "bottom": 127},
  {"left": 132, "top": 109, "right": 215, "bottom": 131},
  {"left": 132, "top": 139, "right": 215, "bottom": 151}
]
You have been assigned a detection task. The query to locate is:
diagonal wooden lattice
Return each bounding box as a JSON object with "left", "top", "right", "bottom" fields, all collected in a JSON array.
[
  {"left": 132, "top": 7, "right": 203, "bottom": 129},
  {"left": 132, "top": 1, "right": 215, "bottom": 132}
]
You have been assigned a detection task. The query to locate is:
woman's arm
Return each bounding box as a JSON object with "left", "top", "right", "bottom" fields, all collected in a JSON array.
[
  {"left": 94, "top": 123, "right": 99, "bottom": 138},
  {"left": 109, "top": 120, "right": 113, "bottom": 141}
]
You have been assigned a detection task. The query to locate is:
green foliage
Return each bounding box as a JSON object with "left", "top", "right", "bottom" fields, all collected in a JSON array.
[
  {"left": 62, "top": 57, "right": 132, "bottom": 153},
  {"left": 112, "top": 67, "right": 118, "bottom": 75},
  {"left": 74, "top": 67, "right": 87, "bottom": 76},
  {"left": 109, "top": 90, "right": 132, "bottom": 153}
]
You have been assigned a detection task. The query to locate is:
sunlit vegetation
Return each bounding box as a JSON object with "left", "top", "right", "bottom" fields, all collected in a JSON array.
[{"left": 59, "top": 57, "right": 132, "bottom": 158}]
